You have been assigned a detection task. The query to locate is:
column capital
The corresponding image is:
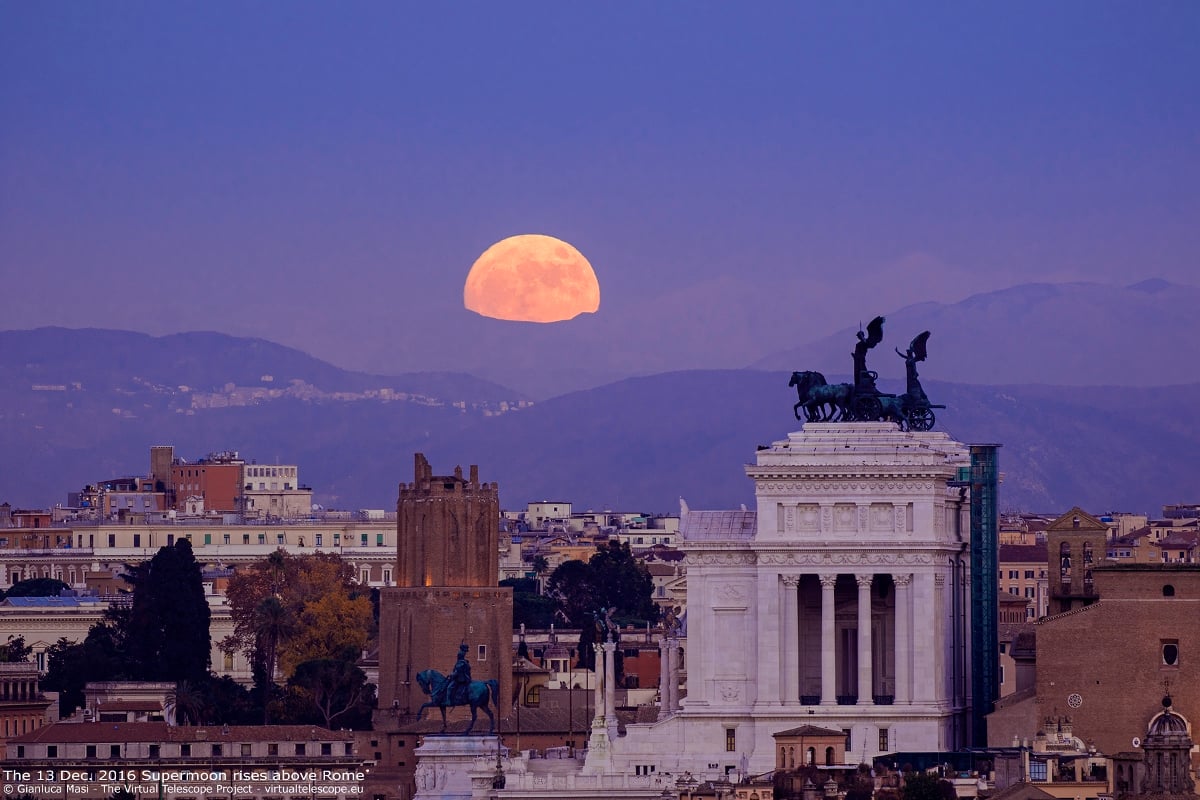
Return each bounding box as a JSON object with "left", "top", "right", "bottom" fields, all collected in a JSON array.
[
  {"left": 856, "top": 574, "right": 874, "bottom": 589},
  {"left": 601, "top": 640, "right": 617, "bottom": 653},
  {"left": 781, "top": 574, "right": 801, "bottom": 588},
  {"left": 819, "top": 573, "right": 838, "bottom": 589},
  {"left": 892, "top": 573, "right": 912, "bottom": 588}
]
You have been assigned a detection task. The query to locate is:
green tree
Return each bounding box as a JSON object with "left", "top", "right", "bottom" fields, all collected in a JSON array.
[
  {"left": 166, "top": 680, "right": 208, "bottom": 726},
  {"left": 5, "top": 577, "right": 69, "bottom": 597},
  {"left": 0, "top": 635, "right": 32, "bottom": 662},
  {"left": 545, "top": 541, "right": 659, "bottom": 628},
  {"left": 41, "top": 625, "right": 123, "bottom": 717},
  {"left": 902, "top": 772, "right": 954, "bottom": 800},
  {"left": 122, "top": 540, "right": 211, "bottom": 683},
  {"left": 249, "top": 595, "right": 297, "bottom": 722},
  {"left": 286, "top": 658, "right": 375, "bottom": 729}
]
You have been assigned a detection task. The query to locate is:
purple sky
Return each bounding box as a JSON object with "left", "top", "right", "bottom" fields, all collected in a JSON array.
[{"left": 3, "top": 2, "right": 1198, "bottom": 386}]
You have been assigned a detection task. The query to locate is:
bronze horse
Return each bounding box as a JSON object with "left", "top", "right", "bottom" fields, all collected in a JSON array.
[
  {"left": 415, "top": 669, "right": 500, "bottom": 735},
  {"left": 788, "top": 371, "right": 852, "bottom": 422}
]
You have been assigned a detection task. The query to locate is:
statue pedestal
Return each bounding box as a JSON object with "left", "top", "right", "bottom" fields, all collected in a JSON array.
[
  {"left": 413, "top": 735, "right": 503, "bottom": 800},
  {"left": 581, "top": 716, "right": 615, "bottom": 775}
]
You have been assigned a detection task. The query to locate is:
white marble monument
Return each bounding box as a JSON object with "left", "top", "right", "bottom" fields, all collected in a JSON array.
[{"left": 611, "top": 422, "right": 973, "bottom": 777}]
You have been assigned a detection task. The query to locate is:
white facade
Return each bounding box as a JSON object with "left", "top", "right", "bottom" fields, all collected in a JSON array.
[{"left": 609, "top": 422, "right": 973, "bottom": 778}]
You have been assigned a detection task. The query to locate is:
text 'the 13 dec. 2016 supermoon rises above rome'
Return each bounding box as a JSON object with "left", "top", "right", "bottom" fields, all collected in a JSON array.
[{"left": 463, "top": 234, "right": 600, "bottom": 323}]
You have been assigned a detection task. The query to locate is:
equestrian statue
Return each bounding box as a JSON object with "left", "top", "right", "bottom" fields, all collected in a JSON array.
[{"left": 415, "top": 643, "right": 500, "bottom": 734}]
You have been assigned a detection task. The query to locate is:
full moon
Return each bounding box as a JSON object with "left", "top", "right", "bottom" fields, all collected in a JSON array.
[{"left": 463, "top": 234, "right": 600, "bottom": 323}]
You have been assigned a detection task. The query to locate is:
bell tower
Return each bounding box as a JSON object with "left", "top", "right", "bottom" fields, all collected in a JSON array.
[
  {"left": 1046, "top": 506, "right": 1107, "bottom": 615},
  {"left": 377, "top": 454, "right": 512, "bottom": 721}
]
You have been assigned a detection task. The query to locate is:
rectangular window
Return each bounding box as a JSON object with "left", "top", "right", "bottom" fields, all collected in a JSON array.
[
  {"left": 361, "top": 533, "right": 369, "bottom": 545},
  {"left": 241, "top": 743, "right": 252, "bottom": 756},
  {"left": 377, "top": 533, "right": 385, "bottom": 546},
  {"left": 258, "top": 534, "right": 265, "bottom": 544},
  {"left": 321, "top": 743, "right": 332, "bottom": 756},
  {"left": 277, "top": 534, "right": 285, "bottom": 545},
  {"left": 1030, "top": 760, "right": 1047, "bottom": 781},
  {"left": 108, "top": 534, "right": 116, "bottom": 547},
  {"left": 360, "top": 570, "right": 369, "bottom": 584},
  {"left": 48, "top": 745, "right": 58, "bottom": 757},
  {"left": 148, "top": 744, "right": 159, "bottom": 758},
  {"left": 725, "top": 728, "right": 736, "bottom": 752},
  {"left": 879, "top": 728, "right": 889, "bottom": 751},
  {"left": 843, "top": 728, "right": 852, "bottom": 751},
  {"left": 133, "top": 534, "right": 141, "bottom": 547},
  {"left": 268, "top": 743, "right": 279, "bottom": 756},
  {"left": 223, "top": 534, "right": 230, "bottom": 544},
  {"left": 1024, "top": 570, "right": 1035, "bottom": 579},
  {"left": 166, "top": 534, "right": 174, "bottom": 546},
  {"left": 334, "top": 533, "right": 341, "bottom": 544},
  {"left": 204, "top": 534, "right": 212, "bottom": 545},
  {"left": 478, "top": 645, "right": 487, "bottom": 662},
  {"left": 87, "top": 745, "right": 97, "bottom": 758},
  {"left": 212, "top": 744, "right": 222, "bottom": 757},
  {"left": 110, "top": 745, "right": 120, "bottom": 758},
  {"left": 1008, "top": 570, "right": 1019, "bottom": 579},
  {"left": 383, "top": 569, "right": 392, "bottom": 584},
  {"left": 181, "top": 744, "right": 191, "bottom": 756},
  {"left": 315, "top": 534, "right": 323, "bottom": 546},
  {"left": 243, "top": 534, "right": 250, "bottom": 544},
  {"left": 296, "top": 743, "right": 306, "bottom": 756}
]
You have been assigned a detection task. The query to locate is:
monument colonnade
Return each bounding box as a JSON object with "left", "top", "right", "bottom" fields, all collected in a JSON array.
[{"left": 778, "top": 570, "right": 917, "bottom": 707}]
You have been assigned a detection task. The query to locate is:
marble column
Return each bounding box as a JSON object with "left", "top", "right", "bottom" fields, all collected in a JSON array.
[
  {"left": 658, "top": 637, "right": 671, "bottom": 720},
  {"left": 782, "top": 575, "right": 800, "bottom": 704},
  {"left": 602, "top": 640, "right": 617, "bottom": 725},
  {"left": 593, "top": 643, "right": 604, "bottom": 722},
  {"left": 819, "top": 574, "right": 837, "bottom": 705},
  {"left": 667, "top": 638, "right": 680, "bottom": 712},
  {"left": 893, "top": 573, "right": 911, "bottom": 704},
  {"left": 857, "top": 574, "right": 873, "bottom": 705}
]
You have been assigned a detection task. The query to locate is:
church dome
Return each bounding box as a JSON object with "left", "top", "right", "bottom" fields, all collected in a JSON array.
[{"left": 1148, "top": 711, "right": 1189, "bottom": 738}]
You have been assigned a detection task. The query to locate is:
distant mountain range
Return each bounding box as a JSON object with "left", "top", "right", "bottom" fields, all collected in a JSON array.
[
  {"left": 750, "top": 279, "right": 1200, "bottom": 387},
  {"left": 1, "top": 326, "right": 1196, "bottom": 516}
]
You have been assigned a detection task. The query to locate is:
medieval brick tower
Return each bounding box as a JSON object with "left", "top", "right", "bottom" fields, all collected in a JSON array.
[
  {"left": 377, "top": 454, "right": 512, "bottom": 721},
  {"left": 1047, "top": 506, "right": 1107, "bottom": 616}
]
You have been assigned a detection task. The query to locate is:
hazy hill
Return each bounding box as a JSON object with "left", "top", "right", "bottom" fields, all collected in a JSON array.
[
  {"left": 751, "top": 280, "right": 1200, "bottom": 387},
  {"left": 2, "top": 328, "right": 1195, "bottom": 516},
  {"left": 0, "top": 328, "right": 523, "bottom": 401},
  {"left": 410, "top": 371, "right": 1199, "bottom": 515}
]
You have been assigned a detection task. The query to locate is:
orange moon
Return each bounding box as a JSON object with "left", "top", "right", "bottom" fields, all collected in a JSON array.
[{"left": 464, "top": 234, "right": 600, "bottom": 323}]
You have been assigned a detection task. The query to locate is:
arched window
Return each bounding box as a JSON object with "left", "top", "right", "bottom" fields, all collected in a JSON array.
[
  {"left": 1059, "top": 542, "right": 1072, "bottom": 578},
  {"left": 788, "top": 746, "right": 794, "bottom": 768},
  {"left": 1164, "top": 585, "right": 1176, "bottom": 597},
  {"left": 780, "top": 747, "right": 786, "bottom": 768},
  {"left": 1083, "top": 541, "right": 1094, "bottom": 565},
  {"left": 826, "top": 746, "right": 835, "bottom": 766},
  {"left": 807, "top": 747, "right": 816, "bottom": 766}
]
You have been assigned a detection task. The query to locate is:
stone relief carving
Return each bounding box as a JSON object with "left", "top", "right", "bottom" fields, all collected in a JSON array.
[
  {"left": 858, "top": 505, "right": 869, "bottom": 532},
  {"left": 934, "top": 574, "right": 946, "bottom": 587},
  {"left": 818, "top": 574, "right": 838, "bottom": 589},
  {"left": 780, "top": 575, "right": 801, "bottom": 587},
  {"left": 756, "top": 551, "right": 934, "bottom": 566},
  {"left": 834, "top": 504, "right": 855, "bottom": 531},
  {"left": 784, "top": 505, "right": 796, "bottom": 532},
  {"left": 799, "top": 504, "right": 820, "bottom": 531},
  {"left": 716, "top": 583, "right": 747, "bottom": 601},
  {"left": 895, "top": 505, "right": 906, "bottom": 532},
  {"left": 683, "top": 552, "right": 758, "bottom": 566},
  {"left": 717, "top": 681, "right": 742, "bottom": 703},
  {"left": 755, "top": 480, "right": 939, "bottom": 496}
]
